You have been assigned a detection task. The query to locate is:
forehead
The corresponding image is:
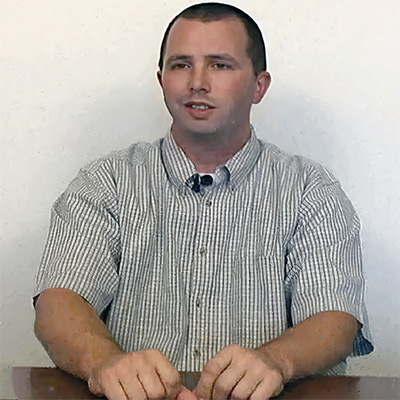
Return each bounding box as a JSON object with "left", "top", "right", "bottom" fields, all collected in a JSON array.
[{"left": 164, "top": 17, "right": 250, "bottom": 58}]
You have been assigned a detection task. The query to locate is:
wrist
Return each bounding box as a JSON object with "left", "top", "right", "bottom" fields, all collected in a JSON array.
[
  {"left": 256, "top": 344, "right": 294, "bottom": 382},
  {"left": 79, "top": 336, "right": 125, "bottom": 380}
]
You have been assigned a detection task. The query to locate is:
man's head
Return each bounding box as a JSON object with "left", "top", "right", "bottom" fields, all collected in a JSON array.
[
  {"left": 157, "top": 3, "right": 271, "bottom": 143},
  {"left": 158, "top": 2, "right": 267, "bottom": 76}
]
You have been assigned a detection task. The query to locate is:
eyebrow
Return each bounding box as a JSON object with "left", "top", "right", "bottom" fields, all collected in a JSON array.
[
  {"left": 165, "top": 54, "right": 192, "bottom": 67},
  {"left": 165, "top": 53, "right": 240, "bottom": 67},
  {"left": 207, "top": 54, "right": 240, "bottom": 66}
]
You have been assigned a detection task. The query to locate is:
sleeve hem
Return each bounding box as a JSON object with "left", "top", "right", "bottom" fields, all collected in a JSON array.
[{"left": 34, "top": 273, "right": 118, "bottom": 316}]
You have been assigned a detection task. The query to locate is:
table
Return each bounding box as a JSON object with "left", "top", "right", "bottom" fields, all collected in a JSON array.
[{"left": 10, "top": 367, "right": 399, "bottom": 399}]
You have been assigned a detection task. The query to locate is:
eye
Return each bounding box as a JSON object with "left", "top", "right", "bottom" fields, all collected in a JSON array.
[
  {"left": 212, "top": 63, "right": 231, "bottom": 70},
  {"left": 171, "top": 63, "right": 190, "bottom": 70}
]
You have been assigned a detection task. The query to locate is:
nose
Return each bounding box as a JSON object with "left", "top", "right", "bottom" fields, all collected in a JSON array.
[{"left": 189, "top": 65, "right": 210, "bottom": 94}]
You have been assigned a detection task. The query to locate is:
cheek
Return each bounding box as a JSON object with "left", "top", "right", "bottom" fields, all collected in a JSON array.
[
  {"left": 222, "top": 85, "right": 253, "bottom": 112},
  {"left": 162, "top": 73, "right": 188, "bottom": 94},
  {"left": 215, "top": 76, "right": 252, "bottom": 98},
  {"left": 163, "top": 84, "right": 177, "bottom": 99}
]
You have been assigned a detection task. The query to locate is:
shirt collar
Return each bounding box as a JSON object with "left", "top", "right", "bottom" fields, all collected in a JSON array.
[{"left": 161, "top": 126, "right": 261, "bottom": 191}]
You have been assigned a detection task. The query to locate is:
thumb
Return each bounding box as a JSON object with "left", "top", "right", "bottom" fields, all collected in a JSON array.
[{"left": 175, "top": 385, "right": 198, "bottom": 400}]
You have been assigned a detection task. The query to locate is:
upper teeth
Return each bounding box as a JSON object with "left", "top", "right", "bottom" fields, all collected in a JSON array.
[{"left": 191, "top": 105, "right": 209, "bottom": 109}]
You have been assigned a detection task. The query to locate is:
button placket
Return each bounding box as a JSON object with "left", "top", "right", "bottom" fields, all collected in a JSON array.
[{"left": 190, "top": 189, "right": 214, "bottom": 366}]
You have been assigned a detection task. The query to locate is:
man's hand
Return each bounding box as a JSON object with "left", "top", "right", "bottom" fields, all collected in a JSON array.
[
  {"left": 88, "top": 348, "right": 185, "bottom": 400},
  {"left": 34, "top": 289, "right": 197, "bottom": 400},
  {"left": 195, "top": 344, "right": 284, "bottom": 400}
]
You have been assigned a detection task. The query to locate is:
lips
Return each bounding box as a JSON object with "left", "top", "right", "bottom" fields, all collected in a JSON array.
[
  {"left": 184, "top": 101, "right": 216, "bottom": 118},
  {"left": 184, "top": 101, "right": 215, "bottom": 110}
]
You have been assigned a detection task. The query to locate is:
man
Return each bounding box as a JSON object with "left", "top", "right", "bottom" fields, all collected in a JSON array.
[{"left": 34, "top": 3, "right": 373, "bottom": 400}]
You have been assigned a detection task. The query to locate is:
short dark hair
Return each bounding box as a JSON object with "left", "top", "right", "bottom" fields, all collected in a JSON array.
[{"left": 158, "top": 2, "right": 267, "bottom": 75}]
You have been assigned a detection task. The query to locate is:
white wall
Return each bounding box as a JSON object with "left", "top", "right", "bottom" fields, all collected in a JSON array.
[{"left": 1, "top": 0, "right": 399, "bottom": 396}]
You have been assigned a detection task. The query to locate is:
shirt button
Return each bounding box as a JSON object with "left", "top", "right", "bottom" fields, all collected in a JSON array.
[
  {"left": 193, "top": 349, "right": 200, "bottom": 356},
  {"left": 205, "top": 200, "right": 212, "bottom": 207},
  {"left": 196, "top": 299, "right": 201, "bottom": 307},
  {"left": 199, "top": 247, "right": 207, "bottom": 256}
]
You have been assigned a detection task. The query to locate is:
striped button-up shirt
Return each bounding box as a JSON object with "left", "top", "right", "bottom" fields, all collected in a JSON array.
[{"left": 35, "top": 129, "right": 373, "bottom": 373}]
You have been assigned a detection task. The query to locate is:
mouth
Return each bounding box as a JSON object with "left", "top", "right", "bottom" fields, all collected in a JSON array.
[
  {"left": 183, "top": 102, "right": 216, "bottom": 119},
  {"left": 184, "top": 101, "right": 216, "bottom": 110}
]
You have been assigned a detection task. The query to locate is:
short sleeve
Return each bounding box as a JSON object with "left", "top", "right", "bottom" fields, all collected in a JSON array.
[
  {"left": 285, "top": 163, "right": 374, "bottom": 358},
  {"left": 34, "top": 160, "right": 121, "bottom": 315}
]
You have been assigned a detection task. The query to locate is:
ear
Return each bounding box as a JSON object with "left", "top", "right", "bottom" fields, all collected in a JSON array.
[
  {"left": 252, "top": 71, "right": 271, "bottom": 104},
  {"left": 157, "top": 70, "right": 163, "bottom": 89}
]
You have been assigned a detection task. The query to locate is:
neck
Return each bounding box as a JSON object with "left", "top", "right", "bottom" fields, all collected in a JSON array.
[{"left": 171, "top": 124, "right": 251, "bottom": 173}]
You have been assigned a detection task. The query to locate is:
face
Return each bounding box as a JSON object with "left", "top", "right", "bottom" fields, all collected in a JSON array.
[{"left": 157, "top": 17, "right": 270, "bottom": 143}]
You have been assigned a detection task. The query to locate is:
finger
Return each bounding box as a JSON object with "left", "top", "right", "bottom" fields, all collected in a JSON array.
[
  {"left": 249, "top": 378, "right": 284, "bottom": 400},
  {"left": 88, "top": 371, "right": 130, "bottom": 400},
  {"left": 156, "top": 368, "right": 181, "bottom": 398},
  {"left": 272, "top": 383, "right": 284, "bottom": 398},
  {"left": 229, "top": 374, "right": 262, "bottom": 400},
  {"left": 152, "top": 353, "right": 181, "bottom": 396},
  {"left": 175, "top": 386, "right": 198, "bottom": 400},
  {"left": 137, "top": 370, "right": 167, "bottom": 399},
  {"left": 196, "top": 348, "right": 234, "bottom": 398},
  {"left": 211, "top": 367, "right": 246, "bottom": 400},
  {"left": 99, "top": 379, "right": 131, "bottom": 400},
  {"left": 118, "top": 375, "right": 147, "bottom": 400}
]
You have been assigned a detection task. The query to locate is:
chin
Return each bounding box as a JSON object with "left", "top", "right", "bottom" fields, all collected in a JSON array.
[
  {"left": 190, "top": 128, "right": 220, "bottom": 136},
  {"left": 174, "top": 121, "right": 222, "bottom": 137}
]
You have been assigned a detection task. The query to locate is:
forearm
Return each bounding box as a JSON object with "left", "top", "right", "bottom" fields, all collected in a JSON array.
[
  {"left": 257, "top": 311, "right": 359, "bottom": 381},
  {"left": 34, "top": 288, "right": 124, "bottom": 381},
  {"left": 35, "top": 288, "right": 187, "bottom": 399}
]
